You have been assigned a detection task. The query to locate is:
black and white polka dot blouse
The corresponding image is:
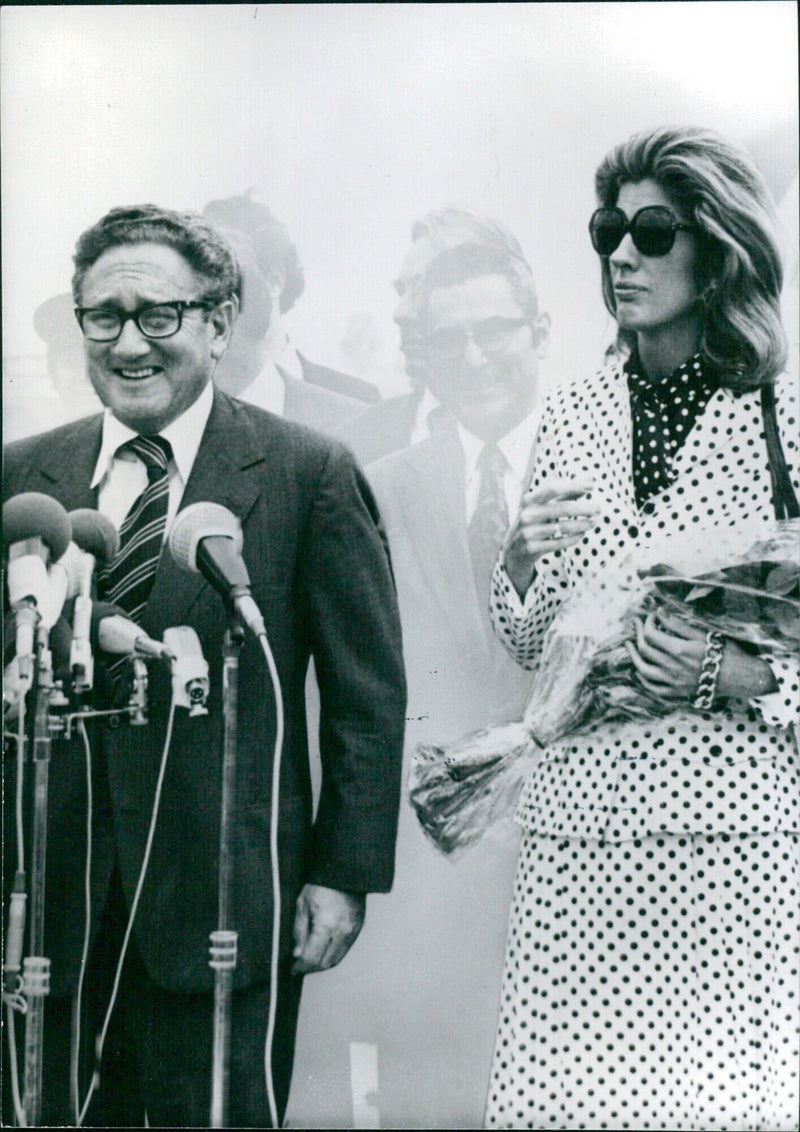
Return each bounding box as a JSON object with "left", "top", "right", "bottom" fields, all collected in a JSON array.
[{"left": 627, "top": 351, "right": 719, "bottom": 508}]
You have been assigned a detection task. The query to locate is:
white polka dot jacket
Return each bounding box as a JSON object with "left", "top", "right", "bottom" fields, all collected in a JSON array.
[{"left": 490, "top": 359, "right": 800, "bottom": 843}]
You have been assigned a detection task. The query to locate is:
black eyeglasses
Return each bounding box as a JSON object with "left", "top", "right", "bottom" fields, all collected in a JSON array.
[
  {"left": 589, "top": 206, "right": 698, "bottom": 258},
  {"left": 74, "top": 300, "right": 214, "bottom": 342},
  {"left": 425, "top": 317, "right": 529, "bottom": 361}
]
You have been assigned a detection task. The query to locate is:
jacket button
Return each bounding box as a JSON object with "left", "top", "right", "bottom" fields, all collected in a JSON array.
[
  {"left": 107, "top": 713, "right": 121, "bottom": 730},
  {"left": 628, "top": 524, "right": 639, "bottom": 539}
]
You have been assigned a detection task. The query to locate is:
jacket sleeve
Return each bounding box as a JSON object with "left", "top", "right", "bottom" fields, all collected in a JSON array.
[
  {"left": 299, "top": 443, "right": 406, "bottom": 893},
  {"left": 489, "top": 392, "right": 575, "bottom": 670}
]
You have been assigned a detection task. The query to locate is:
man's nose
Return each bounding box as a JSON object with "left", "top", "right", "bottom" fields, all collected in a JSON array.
[
  {"left": 111, "top": 317, "right": 151, "bottom": 355},
  {"left": 463, "top": 334, "right": 489, "bottom": 367},
  {"left": 393, "top": 292, "right": 416, "bottom": 325}
]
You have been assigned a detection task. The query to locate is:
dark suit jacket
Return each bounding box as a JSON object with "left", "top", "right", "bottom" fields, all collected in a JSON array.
[
  {"left": 3, "top": 390, "right": 406, "bottom": 994},
  {"left": 340, "top": 391, "right": 421, "bottom": 466},
  {"left": 294, "top": 353, "right": 381, "bottom": 406}
]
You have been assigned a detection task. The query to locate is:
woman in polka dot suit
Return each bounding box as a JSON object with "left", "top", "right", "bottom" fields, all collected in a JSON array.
[{"left": 485, "top": 127, "right": 799, "bottom": 1130}]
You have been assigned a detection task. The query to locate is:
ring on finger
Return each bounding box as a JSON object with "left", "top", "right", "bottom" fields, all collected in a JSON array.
[{"left": 551, "top": 525, "right": 563, "bottom": 539}]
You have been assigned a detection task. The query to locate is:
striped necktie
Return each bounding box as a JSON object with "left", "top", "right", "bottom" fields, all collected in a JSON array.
[
  {"left": 468, "top": 443, "right": 509, "bottom": 615},
  {"left": 99, "top": 435, "right": 173, "bottom": 624}
]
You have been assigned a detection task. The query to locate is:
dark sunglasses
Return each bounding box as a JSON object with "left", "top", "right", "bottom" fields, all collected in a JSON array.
[{"left": 589, "top": 206, "right": 698, "bottom": 258}]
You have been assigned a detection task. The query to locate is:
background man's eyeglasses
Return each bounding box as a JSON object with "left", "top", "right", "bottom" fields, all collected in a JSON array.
[
  {"left": 589, "top": 206, "right": 698, "bottom": 258},
  {"left": 425, "top": 317, "right": 529, "bottom": 360},
  {"left": 74, "top": 300, "right": 213, "bottom": 342}
]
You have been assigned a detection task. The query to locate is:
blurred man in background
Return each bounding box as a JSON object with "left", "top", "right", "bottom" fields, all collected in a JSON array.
[
  {"left": 291, "top": 236, "right": 549, "bottom": 1129},
  {"left": 202, "top": 193, "right": 380, "bottom": 429},
  {"left": 343, "top": 206, "right": 526, "bottom": 464}
]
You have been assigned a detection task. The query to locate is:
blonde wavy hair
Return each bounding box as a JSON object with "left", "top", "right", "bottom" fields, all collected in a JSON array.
[{"left": 594, "top": 126, "right": 787, "bottom": 390}]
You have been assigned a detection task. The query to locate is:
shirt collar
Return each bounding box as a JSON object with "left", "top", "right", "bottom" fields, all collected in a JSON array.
[
  {"left": 91, "top": 380, "right": 214, "bottom": 488},
  {"left": 274, "top": 336, "right": 303, "bottom": 381},
  {"left": 456, "top": 402, "right": 542, "bottom": 485}
]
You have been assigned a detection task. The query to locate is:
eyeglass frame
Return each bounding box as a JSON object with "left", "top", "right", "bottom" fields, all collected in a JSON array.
[
  {"left": 588, "top": 205, "right": 698, "bottom": 258},
  {"left": 423, "top": 316, "right": 531, "bottom": 361},
  {"left": 74, "top": 299, "right": 216, "bottom": 342}
]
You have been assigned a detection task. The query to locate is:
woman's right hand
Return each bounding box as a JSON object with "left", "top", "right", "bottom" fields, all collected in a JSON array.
[{"left": 503, "top": 477, "right": 601, "bottom": 598}]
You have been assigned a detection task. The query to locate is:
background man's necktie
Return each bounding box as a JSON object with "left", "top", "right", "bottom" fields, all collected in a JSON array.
[
  {"left": 99, "top": 435, "right": 173, "bottom": 624},
  {"left": 468, "top": 442, "right": 509, "bottom": 617}
]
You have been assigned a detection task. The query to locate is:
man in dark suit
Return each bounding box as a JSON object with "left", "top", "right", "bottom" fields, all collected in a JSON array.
[
  {"left": 343, "top": 206, "right": 528, "bottom": 465},
  {"left": 2, "top": 204, "right": 405, "bottom": 1127},
  {"left": 203, "top": 192, "right": 381, "bottom": 409}
]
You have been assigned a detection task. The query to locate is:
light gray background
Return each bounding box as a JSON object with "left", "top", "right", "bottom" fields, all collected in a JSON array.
[{"left": 2, "top": 4, "right": 798, "bottom": 1127}]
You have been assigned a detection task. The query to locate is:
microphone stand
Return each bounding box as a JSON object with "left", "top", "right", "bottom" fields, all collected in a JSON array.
[
  {"left": 22, "top": 625, "right": 61, "bottom": 1126},
  {"left": 209, "top": 608, "right": 243, "bottom": 1129}
]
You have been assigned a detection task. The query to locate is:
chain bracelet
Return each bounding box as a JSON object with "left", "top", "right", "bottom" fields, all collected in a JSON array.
[{"left": 691, "top": 630, "right": 725, "bottom": 711}]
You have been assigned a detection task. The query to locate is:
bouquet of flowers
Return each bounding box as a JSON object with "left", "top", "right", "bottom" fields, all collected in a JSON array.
[
  {"left": 409, "top": 519, "right": 799, "bottom": 857},
  {"left": 525, "top": 519, "right": 799, "bottom": 746},
  {"left": 408, "top": 721, "right": 539, "bottom": 858}
]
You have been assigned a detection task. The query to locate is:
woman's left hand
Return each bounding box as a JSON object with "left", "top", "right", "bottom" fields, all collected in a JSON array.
[
  {"left": 626, "top": 611, "right": 778, "bottom": 704},
  {"left": 625, "top": 612, "right": 707, "bottom": 702}
]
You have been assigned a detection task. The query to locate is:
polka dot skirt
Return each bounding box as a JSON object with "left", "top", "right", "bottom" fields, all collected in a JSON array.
[{"left": 485, "top": 831, "right": 800, "bottom": 1130}]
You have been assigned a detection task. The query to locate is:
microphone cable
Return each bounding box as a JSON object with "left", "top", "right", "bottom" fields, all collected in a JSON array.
[
  {"left": 258, "top": 630, "right": 284, "bottom": 1131},
  {"left": 70, "top": 717, "right": 93, "bottom": 1125},
  {"left": 76, "top": 695, "right": 177, "bottom": 1127},
  {"left": 3, "top": 692, "right": 29, "bottom": 1126}
]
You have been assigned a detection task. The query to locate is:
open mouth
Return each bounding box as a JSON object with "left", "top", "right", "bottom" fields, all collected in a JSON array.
[{"left": 115, "top": 366, "right": 163, "bottom": 380}]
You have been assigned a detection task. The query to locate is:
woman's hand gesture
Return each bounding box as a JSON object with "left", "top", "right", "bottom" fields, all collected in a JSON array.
[{"left": 503, "top": 477, "right": 601, "bottom": 597}]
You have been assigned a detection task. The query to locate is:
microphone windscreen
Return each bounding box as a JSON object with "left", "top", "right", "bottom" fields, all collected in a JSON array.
[
  {"left": 2, "top": 492, "right": 72, "bottom": 561},
  {"left": 69, "top": 509, "right": 120, "bottom": 565},
  {"left": 88, "top": 601, "right": 125, "bottom": 651},
  {"left": 169, "top": 502, "right": 243, "bottom": 574}
]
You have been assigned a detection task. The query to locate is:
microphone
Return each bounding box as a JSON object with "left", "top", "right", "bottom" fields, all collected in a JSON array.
[
  {"left": 66, "top": 510, "right": 121, "bottom": 693},
  {"left": 91, "top": 603, "right": 175, "bottom": 663},
  {"left": 69, "top": 509, "right": 120, "bottom": 565},
  {"left": 3, "top": 493, "right": 72, "bottom": 679},
  {"left": 168, "top": 503, "right": 266, "bottom": 636},
  {"left": 163, "top": 626, "right": 210, "bottom": 715}
]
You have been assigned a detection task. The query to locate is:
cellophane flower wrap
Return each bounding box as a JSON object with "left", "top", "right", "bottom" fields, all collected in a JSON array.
[
  {"left": 525, "top": 517, "right": 799, "bottom": 746},
  {"left": 409, "top": 722, "right": 539, "bottom": 858},
  {"left": 409, "top": 518, "right": 799, "bottom": 857}
]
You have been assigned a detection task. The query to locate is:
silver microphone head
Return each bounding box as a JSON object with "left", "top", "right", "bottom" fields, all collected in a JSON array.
[{"left": 168, "top": 502, "right": 244, "bottom": 574}]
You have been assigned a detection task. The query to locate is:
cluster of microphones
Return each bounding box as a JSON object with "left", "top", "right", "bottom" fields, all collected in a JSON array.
[{"left": 3, "top": 493, "right": 267, "bottom": 723}]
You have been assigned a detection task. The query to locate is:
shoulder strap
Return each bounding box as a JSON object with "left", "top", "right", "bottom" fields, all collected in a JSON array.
[{"left": 761, "top": 381, "right": 800, "bottom": 519}]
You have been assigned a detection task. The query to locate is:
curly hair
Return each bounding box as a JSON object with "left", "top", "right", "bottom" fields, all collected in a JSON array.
[
  {"left": 594, "top": 126, "right": 787, "bottom": 390},
  {"left": 72, "top": 204, "right": 241, "bottom": 308}
]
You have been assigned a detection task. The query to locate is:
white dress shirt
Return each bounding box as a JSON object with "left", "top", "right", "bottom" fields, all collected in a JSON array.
[
  {"left": 91, "top": 381, "right": 214, "bottom": 537},
  {"left": 409, "top": 387, "right": 442, "bottom": 447},
  {"left": 458, "top": 405, "right": 542, "bottom": 525}
]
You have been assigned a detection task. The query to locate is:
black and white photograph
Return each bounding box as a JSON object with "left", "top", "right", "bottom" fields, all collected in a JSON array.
[{"left": 2, "top": 3, "right": 798, "bottom": 1128}]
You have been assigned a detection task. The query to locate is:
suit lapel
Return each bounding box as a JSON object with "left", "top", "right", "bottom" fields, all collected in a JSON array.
[
  {"left": 668, "top": 385, "right": 747, "bottom": 486},
  {"left": 144, "top": 393, "right": 270, "bottom": 633},
  {"left": 583, "top": 363, "right": 638, "bottom": 515},
  {"left": 394, "top": 427, "right": 486, "bottom": 642},
  {"left": 26, "top": 415, "right": 103, "bottom": 511}
]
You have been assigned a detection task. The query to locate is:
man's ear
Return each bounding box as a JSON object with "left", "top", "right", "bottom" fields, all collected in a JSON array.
[
  {"left": 532, "top": 311, "right": 551, "bottom": 359},
  {"left": 209, "top": 298, "right": 237, "bottom": 360},
  {"left": 264, "top": 266, "right": 286, "bottom": 303}
]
